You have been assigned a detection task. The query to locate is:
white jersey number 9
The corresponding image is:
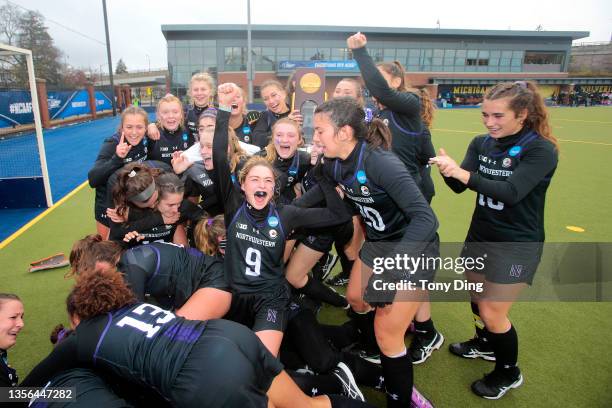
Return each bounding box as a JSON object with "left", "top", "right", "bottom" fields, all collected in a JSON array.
[{"left": 245, "top": 247, "right": 262, "bottom": 277}]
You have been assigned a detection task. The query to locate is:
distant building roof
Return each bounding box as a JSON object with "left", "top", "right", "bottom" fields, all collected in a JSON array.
[{"left": 162, "top": 24, "right": 588, "bottom": 41}]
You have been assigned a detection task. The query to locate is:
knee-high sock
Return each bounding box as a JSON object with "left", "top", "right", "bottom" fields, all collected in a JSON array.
[{"left": 380, "top": 351, "right": 413, "bottom": 408}]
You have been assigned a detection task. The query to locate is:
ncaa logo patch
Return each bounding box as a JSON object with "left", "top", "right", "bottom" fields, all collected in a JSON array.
[
  {"left": 502, "top": 158, "right": 512, "bottom": 168},
  {"left": 243, "top": 126, "right": 251, "bottom": 135},
  {"left": 182, "top": 133, "right": 188, "bottom": 141},
  {"left": 356, "top": 170, "right": 367, "bottom": 184},
  {"left": 269, "top": 229, "right": 278, "bottom": 238},
  {"left": 509, "top": 146, "right": 521, "bottom": 157},
  {"left": 267, "top": 216, "right": 279, "bottom": 228},
  {"left": 361, "top": 185, "right": 370, "bottom": 196}
]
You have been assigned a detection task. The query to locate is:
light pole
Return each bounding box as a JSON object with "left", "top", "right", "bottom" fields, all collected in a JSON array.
[
  {"left": 247, "top": 0, "right": 253, "bottom": 104},
  {"left": 102, "top": 0, "right": 117, "bottom": 116}
]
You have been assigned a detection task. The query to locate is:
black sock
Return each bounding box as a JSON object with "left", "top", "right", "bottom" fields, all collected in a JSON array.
[
  {"left": 319, "top": 320, "right": 359, "bottom": 350},
  {"left": 328, "top": 394, "right": 375, "bottom": 407},
  {"left": 289, "top": 370, "right": 342, "bottom": 396},
  {"left": 338, "top": 250, "right": 354, "bottom": 278},
  {"left": 471, "top": 302, "right": 487, "bottom": 341},
  {"left": 413, "top": 318, "right": 435, "bottom": 339},
  {"left": 487, "top": 325, "right": 519, "bottom": 375},
  {"left": 341, "top": 351, "right": 383, "bottom": 390},
  {"left": 347, "top": 309, "right": 379, "bottom": 353},
  {"left": 380, "top": 352, "right": 413, "bottom": 408},
  {"left": 301, "top": 276, "right": 348, "bottom": 308}
]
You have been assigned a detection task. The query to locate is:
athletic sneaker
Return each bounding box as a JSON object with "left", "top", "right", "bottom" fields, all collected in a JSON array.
[
  {"left": 319, "top": 253, "right": 339, "bottom": 281},
  {"left": 354, "top": 349, "right": 381, "bottom": 365},
  {"left": 471, "top": 369, "right": 523, "bottom": 399},
  {"left": 411, "top": 386, "right": 435, "bottom": 408},
  {"left": 449, "top": 337, "right": 495, "bottom": 361},
  {"left": 332, "top": 362, "right": 365, "bottom": 401},
  {"left": 326, "top": 270, "right": 350, "bottom": 286},
  {"left": 409, "top": 330, "right": 444, "bottom": 364}
]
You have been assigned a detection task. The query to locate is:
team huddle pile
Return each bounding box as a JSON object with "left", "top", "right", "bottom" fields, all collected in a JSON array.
[{"left": 0, "top": 33, "right": 559, "bottom": 407}]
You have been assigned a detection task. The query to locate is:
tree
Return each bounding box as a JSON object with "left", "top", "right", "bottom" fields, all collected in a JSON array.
[
  {"left": 115, "top": 58, "right": 127, "bottom": 74},
  {"left": 0, "top": 3, "right": 21, "bottom": 46},
  {"left": 61, "top": 67, "right": 88, "bottom": 88}
]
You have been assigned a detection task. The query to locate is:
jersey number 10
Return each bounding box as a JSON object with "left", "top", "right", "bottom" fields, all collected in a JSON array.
[
  {"left": 478, "top": 194, "right": 505, "bottom": 211},
  {"left": 355, "top": 204, "right": 385, "bottom": 232}
]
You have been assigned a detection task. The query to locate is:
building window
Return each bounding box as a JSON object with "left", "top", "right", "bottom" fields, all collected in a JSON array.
[
  {"left": 225, "top": 47, "right": 246, "bottom": 70},
  {"left": 523, "top": 51, "right": 564, "bottom": 64}
]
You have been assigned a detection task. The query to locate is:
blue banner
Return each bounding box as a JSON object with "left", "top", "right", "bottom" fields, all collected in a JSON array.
[
  {"left": 0, "top": 89, "right": 113, "bottom": 128},
  {"left": 278, "top": 60, "right": 359, "bottom": 72}
]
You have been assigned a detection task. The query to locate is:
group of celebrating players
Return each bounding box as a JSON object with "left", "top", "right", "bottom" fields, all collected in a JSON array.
[{"left": 1, "top": 32, "right": 559, "bottom": 408}]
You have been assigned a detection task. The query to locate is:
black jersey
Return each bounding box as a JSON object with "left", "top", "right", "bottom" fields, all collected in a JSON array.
[
  {"left": 445, "top": 128, "right": 558, "bottom": 242},
  {"left": 88, "top": 133, "right": 149, "bottom": 224},
  {"left": 212, "top": 109, "right": 352, "bottom": 294},
  {"left": 250, "top": 109, "right": 291, "bottom": 148},
  {"left": 148, "top": 126, "right": 195, "bottom": 165},
  {"left": 233, "top": 115, "right": 255, "bottom": 144},
  {"left": 183, "top": 163, "right": 223, "bottom": 215},
  {"left": 119, "top": 241, "right": 226, "bottom": 309},
  {"left": 184, "top": 104, "right": 209, "bottom": 141},
  {"left": 1, "top": 349, "right": 17, "bottom": 387},
  {"left": 352, "top": 47, "right": 431, "bottom": 182},
  {"left": 89, "top": 304, "right": 206, "bottom": 397},
  {"left": 225, "top": 203, "right": 287, "bottom": 293},
  {"left": 257, "top": 149, "right": 311, "bottom": 204},
  {"left": 295, "top": 141, "right": 438, "bottom": 244}
]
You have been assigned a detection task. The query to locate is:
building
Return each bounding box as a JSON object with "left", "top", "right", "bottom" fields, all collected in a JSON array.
[{"left": 161, "top": 24, "right": 611, "bottom": 104}]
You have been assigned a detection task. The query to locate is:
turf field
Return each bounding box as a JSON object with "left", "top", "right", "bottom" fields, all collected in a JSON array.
[{"left": 1, "top": 106, "right": 611, "bottom": 407}]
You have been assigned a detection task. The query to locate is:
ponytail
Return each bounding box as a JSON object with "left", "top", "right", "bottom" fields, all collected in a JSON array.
[
  {"left": 194, "top": 215, "right": 226, "bottom": 255},
  {"left": 113, "top": 163, "right": 161, "bottom": 218},
  {"left": 366, "top": 118, "right": 392, "bottom": 150},
  {"left": 377, "top": 60, "right": 410, "bottom": 92}
]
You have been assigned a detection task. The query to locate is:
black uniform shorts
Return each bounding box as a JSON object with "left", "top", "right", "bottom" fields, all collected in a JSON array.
[
  {"left": 461, "top": 240, "right": 542, "bottom": 285},
  {"left": 226, "top": 282, "right": 290, "bottom": 332},
  {"left": 170, "top": 319, "right": 284, "bottom": 408},
  {"left": 297, "top": 219, "right": 354, "bottom": 253}
]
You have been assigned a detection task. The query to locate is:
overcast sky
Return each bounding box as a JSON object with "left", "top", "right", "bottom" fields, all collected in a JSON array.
[{"left": 11, "top": 0, "right": 612, "bottom": 72}]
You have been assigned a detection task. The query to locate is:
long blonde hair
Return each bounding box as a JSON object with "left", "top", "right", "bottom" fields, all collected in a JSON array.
[{"left": 263, "top": 118, "right": 303, "bottom": 163}]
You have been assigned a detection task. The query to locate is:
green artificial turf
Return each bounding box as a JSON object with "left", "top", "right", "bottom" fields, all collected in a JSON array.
[{"left": 1, "top": 106, "right": 611, "bottom": 407}]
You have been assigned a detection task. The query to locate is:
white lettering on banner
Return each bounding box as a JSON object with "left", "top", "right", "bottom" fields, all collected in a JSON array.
[
  {"left": 71, "top": 101, "right": 87, "bottom": 108},
  {"left": 47, "top": 99, "right": 61, "bottom": 109},
  {"left": 97, "top": 99, "right": 105, "bottom": 105},
  {"left": 9, "top": 102, "right": 32, "bottom": 114}
]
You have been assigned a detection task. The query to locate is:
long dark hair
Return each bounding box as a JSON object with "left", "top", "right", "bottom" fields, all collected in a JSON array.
[
  {"left": 113, "top": 163, "right": 162, "bottom": 217},
  {"left": 314, "top": 97, "right": 391, "bottom": 149}
]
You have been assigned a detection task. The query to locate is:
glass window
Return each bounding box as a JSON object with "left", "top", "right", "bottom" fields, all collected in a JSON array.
[
  {"left": 384, "top": 48, "right": 396, "bottom": 60},
  {"left": 290, "top": 48, "right": 304, "bottom": 59},
  {"left": 175, "top": 40, "right": 189, "bottom": 48},
  {"left": 490, "top": 50, "right": 500, "bottom": 58},
  {"left": 445, "top": 49, "right": 456, "bottom": 58},
  {"left": 511, "top": 58, "right": 522, "bottom": 66},
  {"left": 488, "top": 65, "right": 499, "bottom": 72},
  {"left": 407, "top": 65, "right": 419, "bottom": 72},
  {"left": 433, "top": 49, "right": 444, "bottom": 57},
  {"left": 455, "top": 58, "right": 465, "bottom": 66},
  {"left": 477, "top": 66, "right": 488, "bottom": 72},
  {"left": 499, "top": 58, "right": 511, "bottom": 68},
  {"left": 203, "top": 40, "right": 216, "bottom": 47},
  {"left": 443, "top": 65, "right": 454, "bottom": 72},
  {"left": 511, "top": 66, "right": 521, "bottom": 72},
  {"left": 443, "top": 57, "right": 454, "bottom": 66},
  {"left": 456, "top": 49, "right": 466, "bottom": 57},
  {"left": 369, "top": 48, "right": 384, "bottom": 62},
  {"left": 479, "top": 50, "right": 489, "bottom": 58},
  {"left": 501, "top": 50, "right": 513, "bottom": 58},
  {"left": 189, "top": 40, "right": 203, "bottom": 47},
  {"left": 203, "top": 48, "right": 216, "bottom": 64},
  {"left": 478, "top": 59, "right": 489, "bottom": 66},
  {"left": 513, "top": 50, "right": 523, "bottom": 58},
  {"left": 190, "top": 47, "right": 203, "bottom": 66},
  {"left": 331, "top": 48, "right": 351, "bottom": 60},
  {"left": 396, "top": 49, "right": 408, "bottom": 58},
  {"left": 167, "top": 40, "right": 175, "bottom": 47},
  {"left": 167, "top": 47, "right": 176, "bottom": 65},
  {"left": 176, "top": 47, "right": 189, "bottom": 63},
  {"left": 466, "top": 58, "right": 478, "bottom": 66},
  {"left": 423, "top": 49, "right": 433, "bottom": 57},
  {"left": 467, "top": 49, "right": 478, "bottom": 58},
  {"left": 433, "top": 65, "right": 443, "bottom": 71},
  {"left": 433, "top": 57, "right": 442, "bottom": 65},
  {"left": 408, "top": 57, "right": 420, "bottom": 65},
  {"left": 409, "top": 49, "right": 420, "bottom": 57},
  {"left": 305, "top": 48, "right": 318, "bottom": 60},
  {"left": 489, "top": 58, "right": 499, "bottom": 66}
]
